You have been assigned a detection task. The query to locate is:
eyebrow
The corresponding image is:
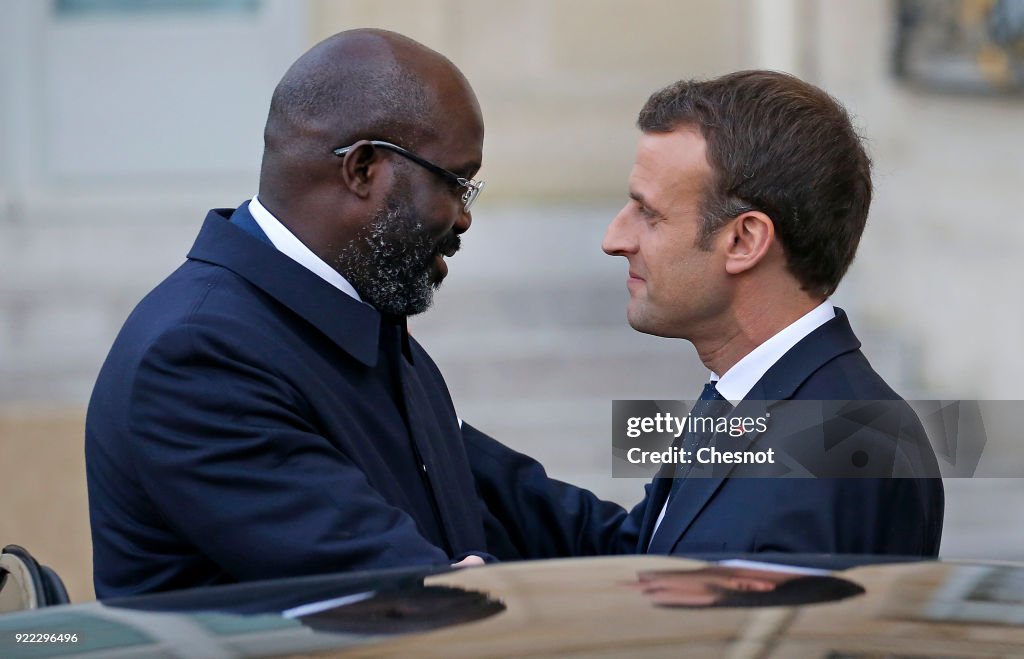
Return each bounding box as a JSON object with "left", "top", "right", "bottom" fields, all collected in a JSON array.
[
  {"left": 450, "top": 159, "right": 481, "bottom": 179},
  {"left": 629, "top": 190, "right": 664, "bottom": 217}
]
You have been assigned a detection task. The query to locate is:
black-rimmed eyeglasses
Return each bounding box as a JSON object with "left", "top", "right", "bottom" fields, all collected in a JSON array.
[{"left": 333, "top": 140, "right": 486, "bottom": 212}]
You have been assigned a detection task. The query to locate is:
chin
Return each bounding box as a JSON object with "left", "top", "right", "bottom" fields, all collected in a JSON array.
[
  {"left": 626, "top": 311, "right": 657, "bottom": 336},
  {"left": 629, "top": 322, "right": 668, "bottom": 338},
  {"left": 627, "top": 307, "right": 682, "bottom": 339},
  {"left": 626, "top": 301, "right": 652, "bottom": 331}
]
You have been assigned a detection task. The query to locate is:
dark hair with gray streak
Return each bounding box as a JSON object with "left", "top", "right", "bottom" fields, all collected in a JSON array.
[{"left": 638, "top": 70, "right": 872, "bottom": 297}]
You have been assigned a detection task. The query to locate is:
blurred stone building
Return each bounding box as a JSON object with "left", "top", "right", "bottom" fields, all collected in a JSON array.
[{"left": 1, "top": 0, "right": 1021, "bottom": 601}]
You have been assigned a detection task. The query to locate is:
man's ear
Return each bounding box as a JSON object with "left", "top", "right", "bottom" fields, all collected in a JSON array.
[
  {"left": 338, "top": 141, "right": 380, "bottom": 199},
  {"left": 723, "top": 210, "right": 775, "bottom": 275}
]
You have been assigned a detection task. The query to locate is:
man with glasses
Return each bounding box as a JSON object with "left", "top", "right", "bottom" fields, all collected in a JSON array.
[{"left": 86, "top": 29, "right": 499, "bottom": 597}]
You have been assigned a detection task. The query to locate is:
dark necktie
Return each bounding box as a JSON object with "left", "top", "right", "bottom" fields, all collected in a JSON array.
[{"left": 667, "top": 382, "right": 731, "bottom": 499}]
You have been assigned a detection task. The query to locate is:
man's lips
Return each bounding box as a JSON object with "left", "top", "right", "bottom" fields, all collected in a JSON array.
[
  {"left": 438, "top": 234, "right": 461, "bottom": 258},
  {"left": 432, "top": 235, "right": 460, "bottom": 280},
  {"left": 628, "top": 271, "right": 645, "bottom": 285}
]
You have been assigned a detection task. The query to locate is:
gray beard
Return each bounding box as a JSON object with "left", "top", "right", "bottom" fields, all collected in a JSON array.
[{"left": 334, "top": 195, "right": 446, "bottom": 317}]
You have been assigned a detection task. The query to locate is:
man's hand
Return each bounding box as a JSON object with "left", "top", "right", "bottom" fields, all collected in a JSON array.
[{"left": 451, "top": 555, "right": 485, "bottom": 568}]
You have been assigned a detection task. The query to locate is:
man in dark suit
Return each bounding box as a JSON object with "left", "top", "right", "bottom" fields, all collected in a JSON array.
[
  {"left": 86, "top": 29, "right": 500, "bottom": 597},
  {"left": 465, "top": 71, "right": 944, "bottom": 560}
]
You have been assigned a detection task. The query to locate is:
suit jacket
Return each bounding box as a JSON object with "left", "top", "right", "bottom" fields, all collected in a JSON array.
[
  {"left": 466, "top": 309, "right": 944, "bottom": 559},
  {"left": 86, "top": 204, "right": 494, "bottom": 598}
]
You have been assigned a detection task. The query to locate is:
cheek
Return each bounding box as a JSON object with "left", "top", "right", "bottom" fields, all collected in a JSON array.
[
  {"left": 644, "top": 239, "right": 698, "bottom": 292},
  {"left": 423, "top": 195, "right": 461, "bottom": 235}
]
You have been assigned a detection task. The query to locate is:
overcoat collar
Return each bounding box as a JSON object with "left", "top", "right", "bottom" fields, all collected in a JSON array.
[{"left": 186, "top": 204, "right": 383, "bottom": 368}]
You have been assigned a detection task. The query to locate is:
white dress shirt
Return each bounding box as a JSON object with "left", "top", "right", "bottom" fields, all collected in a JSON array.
[
  {"left": 712, "top": 300, "right": 836, "bottom": 401},
  {"left": 650, "top": 300, "right": 836, "bottom": 541},
  {"left": 247, "top": 195, "right": 364, "bottom": 303}
]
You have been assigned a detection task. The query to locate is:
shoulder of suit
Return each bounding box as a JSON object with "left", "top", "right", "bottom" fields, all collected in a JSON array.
[{"left": 793, "top": 348, "right": 903, "bottom": 401}]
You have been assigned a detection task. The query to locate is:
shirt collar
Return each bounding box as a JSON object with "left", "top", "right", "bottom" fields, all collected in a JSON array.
[
  {"left": 712, "top": 300, "right": 836, "bottom": 401},
  {"left": 248, "top": 195, "right": 364, "bottom": 303}
]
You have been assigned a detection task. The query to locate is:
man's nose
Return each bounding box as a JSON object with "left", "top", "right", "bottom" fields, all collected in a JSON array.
[
  {"left": 602, "top": 204, "right": 635, "bottom": 256},
  {"left": 454, "top": 208, "right": 472, "bottom": 234}
]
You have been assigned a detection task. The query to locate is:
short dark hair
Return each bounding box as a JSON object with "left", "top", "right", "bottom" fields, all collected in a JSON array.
[
  {"left": 299, "top": 585, "right": 505, "bottom": 635},
  {"left": 638, "top": 71, "right": 872, "bottom": 297},
  {"left": 657, "top": 574, "right": 866, "bottom": 609},
  {"left": 711, "top": 574, "right": 865, "bottom": 608}
]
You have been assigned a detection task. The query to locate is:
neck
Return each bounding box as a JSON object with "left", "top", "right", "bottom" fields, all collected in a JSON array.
[{"left": 693, "top": 289, "right": 824, "bottom": 377}]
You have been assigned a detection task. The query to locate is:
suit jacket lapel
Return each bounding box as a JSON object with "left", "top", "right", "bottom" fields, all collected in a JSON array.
[
  {"left": 646, "top": 474, "right": 724, "bottom": 554},
  {"left": 646, "top": 310, "right": 862, "bottom": 554},
  {"left": 637, "top": 465, "right": 674, "bottom": 551},
  {"left": 755, "top": 308, "right": 861, "bottom": 401},
  {"left": 646, "top": 397, "right": 768, "bottom": 554}
]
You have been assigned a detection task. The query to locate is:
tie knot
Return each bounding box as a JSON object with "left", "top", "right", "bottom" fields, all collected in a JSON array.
[
  {"left": 700, "top": 382, "right": 726, "bottom": 402},
  {"left": 692, "top": 382, "right": 731, "bottom": 420}
]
